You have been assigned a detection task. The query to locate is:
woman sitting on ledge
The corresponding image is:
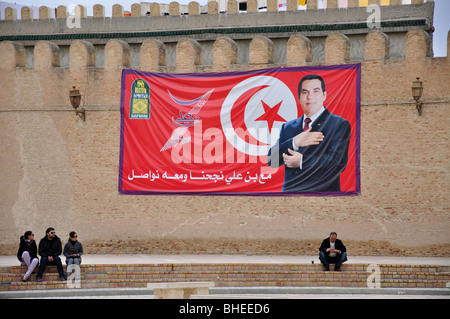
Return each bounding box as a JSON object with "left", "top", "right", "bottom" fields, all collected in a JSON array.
[{"left": 17, "top": 231, "right": 39, "bottom": 282}]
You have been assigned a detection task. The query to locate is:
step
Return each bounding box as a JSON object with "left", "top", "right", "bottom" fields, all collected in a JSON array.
[
  {"left": 4, "top": 276, "right": 449, "bottom": 291},
  {"left": 1, "top": 263, "right": 448, "bottom": 291},
  {"left": 4, "top": 268, "right": 447, "bottom": 282},
  {"left": 8, "top": 263, "right": 446, "bottom": 273},
  {"left": 3, "top": 271, "right": 449, "bottom": 288},
  {"left": 103, "top": 270, "right": 448, "bottom": 282}
]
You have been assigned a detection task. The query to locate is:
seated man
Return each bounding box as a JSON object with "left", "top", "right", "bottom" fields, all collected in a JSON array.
[
  {"left": 319, "top": 232, "right": 347, "bottom": 271},
  {"left": 36, "top": 227, "right": 66, "bottom": 281}
]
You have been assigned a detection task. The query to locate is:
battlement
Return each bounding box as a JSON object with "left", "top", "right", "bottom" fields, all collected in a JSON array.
[
  {"left": 0, "top": 27, "right": 443, "bottom": 69},
  {"left": 0, "top": 0, "right": 436, "bottom": 67},
  {"left": 0, "top": 27, "right": 448, "bottom": 110},
  {"left": 0, "top": 1, "right": 435, "bottom": 20},
  {"left": 0, "top": 1, "right": 435, "bottom": 34},
  {"left": 0, "top": 0, "right": 444, "bottom": 115}
]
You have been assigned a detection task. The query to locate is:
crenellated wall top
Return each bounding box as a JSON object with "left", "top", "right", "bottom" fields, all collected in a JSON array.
[
  {"left": 0, "top": 28, "right": 446, "bottom": 73},
  {"left": 1, "top": 0, "right": 433, "bottom": 21},
  {"left": 0, "top": 0, "right": 434, "bottom": 47}
]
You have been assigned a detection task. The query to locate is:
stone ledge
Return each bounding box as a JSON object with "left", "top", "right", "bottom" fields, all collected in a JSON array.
[{"left": 147, "top": 281, "right": 215, "bottom": 289}]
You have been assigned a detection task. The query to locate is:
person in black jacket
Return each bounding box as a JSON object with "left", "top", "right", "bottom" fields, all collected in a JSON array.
[
  {"left": 319, "top": 232, "right": 347, "bottom": 271},
  {"left": 63, "top": 231, "right": 83, "bottom": 278},
  {"left": 17, "top": 231, "right": 39, "bottom": 282},
  {"left": 36, "top": 227, "right": 66, "bottom": 281}
]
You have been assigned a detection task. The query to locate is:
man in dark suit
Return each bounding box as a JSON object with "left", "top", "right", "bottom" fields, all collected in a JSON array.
[
  {"left": 319, "top": 232, "right": 347, "bottom": 271},
  {"left": 267, "top": 74, "right": 351, "bottom": 192}
]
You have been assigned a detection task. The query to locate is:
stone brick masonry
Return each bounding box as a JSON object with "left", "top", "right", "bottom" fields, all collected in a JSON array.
[
  {"left": 0, "top": 1, "right": 448, "bottom": 257},
  {"left": 1, "top": 262, "right": 449, "bottom": 291}
]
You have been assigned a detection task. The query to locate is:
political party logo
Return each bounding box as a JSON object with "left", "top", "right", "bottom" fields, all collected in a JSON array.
[
  {"left": 129, "top": 79, "right": 151, "bottom": 119},
  {"left": 160, "top": 89, "right": 214, "bottom": 152},
  {"left": 220, "top": 76, "right": 298, "bottom": 156}
]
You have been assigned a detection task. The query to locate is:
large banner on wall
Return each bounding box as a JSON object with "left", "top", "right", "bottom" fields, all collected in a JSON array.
[{"left": 119, "top": 64, "right": 360, "bottom": 196}]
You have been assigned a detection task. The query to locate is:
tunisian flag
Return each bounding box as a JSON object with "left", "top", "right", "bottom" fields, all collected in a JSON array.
[{"left": 119, "top": 65, "right": 360, "bottom": 196}]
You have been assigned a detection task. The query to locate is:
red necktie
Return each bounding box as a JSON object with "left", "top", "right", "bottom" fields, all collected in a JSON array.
[{"left": 303, "top": 118, "right": 311, "bottom": 132}]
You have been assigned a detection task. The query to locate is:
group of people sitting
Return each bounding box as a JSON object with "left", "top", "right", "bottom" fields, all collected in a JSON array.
[
  {"left": 17, "top": 227, "right": 83, "bottom": 282},
  {"left": 17, "top": 229, "right": 347, "bottom": 281}
]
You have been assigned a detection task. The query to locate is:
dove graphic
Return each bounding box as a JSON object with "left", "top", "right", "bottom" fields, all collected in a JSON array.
[{"left": 160, "top": 89, "right": 214, "bottom": 152}]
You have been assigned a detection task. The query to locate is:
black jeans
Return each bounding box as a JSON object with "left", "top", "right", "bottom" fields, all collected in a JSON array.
[
  {"left": 37, "top": 256, "right": 65, "bottom": 279},
  {"left": 319, "top": 251, "right": 347, "bottom": 269}
]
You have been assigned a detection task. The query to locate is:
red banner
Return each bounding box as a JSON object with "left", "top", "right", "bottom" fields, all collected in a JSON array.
[{"left": 119, "top": 65, "right": 360, "bottom": 195}]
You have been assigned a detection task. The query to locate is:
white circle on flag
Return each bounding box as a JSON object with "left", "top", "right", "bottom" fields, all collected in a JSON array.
[{"left": 220, "top": 75, "right": 298, "bottom": 156}]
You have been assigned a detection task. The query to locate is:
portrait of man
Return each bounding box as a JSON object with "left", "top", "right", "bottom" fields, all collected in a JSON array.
[{"left": 267, "top": 74, "right": 351, "bottom": 192}]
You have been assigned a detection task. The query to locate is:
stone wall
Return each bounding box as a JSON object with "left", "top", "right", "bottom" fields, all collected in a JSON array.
[
  {"left": 0, "top": 1, "right": 432, "bottom": 21},
  {"left": 0, "top": 0, "right": 448, "bottom": 257},
  {"left": 0, "top": 1, "right": 435, "bottom": 66}
]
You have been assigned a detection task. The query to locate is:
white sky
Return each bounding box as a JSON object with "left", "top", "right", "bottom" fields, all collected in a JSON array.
[{"left": 1, "top": 0, "right": 448, "bottom": 56}]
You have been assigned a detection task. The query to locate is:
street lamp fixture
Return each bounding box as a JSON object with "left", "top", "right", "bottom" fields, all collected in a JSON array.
[
  {"left": 69, "top": 86, "right": 86, "bottom": 121},
  {"left": 411, "top": 77, "right": 424, "bottom": 116}
]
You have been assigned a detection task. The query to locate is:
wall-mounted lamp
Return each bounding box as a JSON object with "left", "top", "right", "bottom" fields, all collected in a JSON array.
[
  {"left": 69, "top": 86, "right": 86, "bottom": 121},
  {"left": 411, "top": 77, "right": 424, "bottom": 116}
]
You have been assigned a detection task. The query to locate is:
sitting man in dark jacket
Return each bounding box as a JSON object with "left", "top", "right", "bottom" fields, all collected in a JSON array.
[
  {"left": 36, "top": 227, "right": 66, "bottom": 281},
  {"left": 319, "top": 232, "right": 347, "bottom": 271}
]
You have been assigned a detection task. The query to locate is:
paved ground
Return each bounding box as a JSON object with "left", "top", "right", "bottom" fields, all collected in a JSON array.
[
  {"left": 1, "top": 254, "right": 450, "bottom": 266},
  {"left": 13, "top": 294, "right": 450, "bottom": 299},
  {"left": 4, "top": 288, "right": 449, "bottom": 299},
  {"left": 3, "top": 286, "right": 449, "bottom": 299}
]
